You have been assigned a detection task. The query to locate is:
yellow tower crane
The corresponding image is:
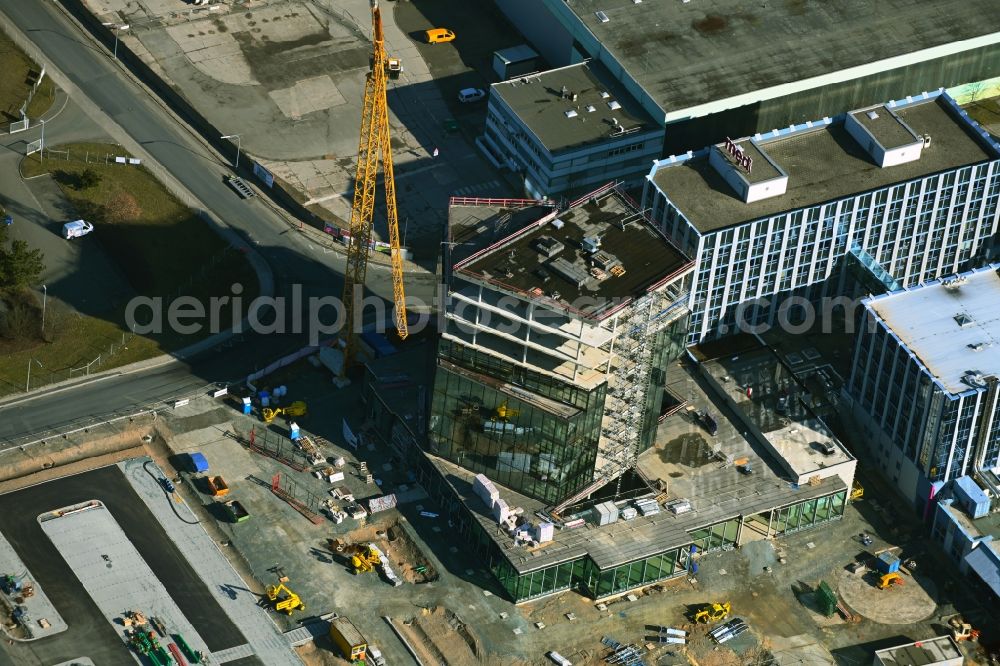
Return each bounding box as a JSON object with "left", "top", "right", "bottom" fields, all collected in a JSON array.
[{"left": 342, "top": 1, "right": 408, "bottom": 368}]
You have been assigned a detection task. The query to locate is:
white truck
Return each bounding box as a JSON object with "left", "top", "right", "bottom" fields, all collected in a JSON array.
[{"left": 62, "top": 220, "right": 94, "bottom": 239}]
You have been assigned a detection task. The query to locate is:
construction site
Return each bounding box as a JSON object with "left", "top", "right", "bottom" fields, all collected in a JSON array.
[{"left": 1, "top": 1, "right": 999, "bottom": 666}]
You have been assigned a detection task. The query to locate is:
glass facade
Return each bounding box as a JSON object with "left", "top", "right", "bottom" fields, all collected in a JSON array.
[
  {"left": 428, "top": 340, "right": 607, "bottom": 504},
  {"left": 848, "top": 280, "right": 1000, "bottom": 486},
  {"left": 638, "top": 315, "right": 690, "bottom": 452},
  {"left": 769, "top": 491, "right": 847, "bottom": 536}
]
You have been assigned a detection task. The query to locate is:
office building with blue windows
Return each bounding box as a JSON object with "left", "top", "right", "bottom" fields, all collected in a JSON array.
[
  {"left": 642, "top": 91, "right": 1000, "bottom": 343},
  {"left": 846, "top": 264, "right": 1000, "bottom": 512}
]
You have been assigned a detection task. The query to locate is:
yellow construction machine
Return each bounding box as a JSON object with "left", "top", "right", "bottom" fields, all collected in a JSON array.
[
  {"left": 876, "top": 572, "right": 904, "bottom": 590},
  {"left": 265, "top": 580, "right": 305, "bottom": 614},
  {"left": 262, "top": 401, "right": 307, "bottom": 424},
  {"left": 694, "top": 601, "right": 731, "bottom": 623},
  {"left": 350, "top": 544, "right": 381, "bottom": 575}
]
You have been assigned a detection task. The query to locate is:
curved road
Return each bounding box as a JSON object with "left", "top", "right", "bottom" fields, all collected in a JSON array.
[{"left": 0, "top": 1, "right": 440, "bottom": 446}]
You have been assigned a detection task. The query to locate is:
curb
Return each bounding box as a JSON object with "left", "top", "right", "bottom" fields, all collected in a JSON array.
[
  {"left": 45, "top": 0, "right": 410, "bottom": 272},
  {"left": 0, "top": 8, "right": 273, "bottom": 407}
]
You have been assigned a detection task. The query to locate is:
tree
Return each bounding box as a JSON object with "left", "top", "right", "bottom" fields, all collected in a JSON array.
[
  {"left": 0, "top": 239, "right": 45, "bottom": 290},
  {"left": 77, "top": 168, "right": 101, "bottom": 190},
  {"left": 104, "top": 191, "right": 142, "bottom": 223}
]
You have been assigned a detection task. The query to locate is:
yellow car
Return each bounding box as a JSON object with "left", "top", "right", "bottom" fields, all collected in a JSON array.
[{"left": 424, "top": 28, "right": 455, "bottom": 44}]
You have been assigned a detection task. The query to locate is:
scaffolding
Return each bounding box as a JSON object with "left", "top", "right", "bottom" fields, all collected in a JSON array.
[{"left": 552, "top": 284, "right": 689, "bottom": 515}]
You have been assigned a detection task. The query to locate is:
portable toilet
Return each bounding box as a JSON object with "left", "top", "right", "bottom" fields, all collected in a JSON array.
[
  {"left": 187, "top": 452, "right": 209, "bottom": 474},
  {"left": 289, "top": 422, "right": 301, "bottom": 441},
  {"left": 242, "top": 397, "right": 252, "bottom": 415}
]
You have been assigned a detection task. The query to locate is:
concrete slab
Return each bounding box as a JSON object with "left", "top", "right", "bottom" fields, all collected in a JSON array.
[
  {"left": 269, "top": 75, "right": 347, "bottom": 119},
  {"left": 38, "top": 500, "right": 213, "bottom": 656},
  {"left": 118, "top": 457, "right": 303, "bottom": 665},
  {"left": 0, "top": 529, "right": 68, "bottom": 640}
]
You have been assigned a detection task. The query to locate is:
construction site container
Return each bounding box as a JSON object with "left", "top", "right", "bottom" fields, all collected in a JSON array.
[
  {"left": 223, "top": 500, "right": 250, "bottom": 523},
  {"left": 207, "top": 476, "right": 229, "bottom": 497},
  {"left": 360, "top": 330, "right": 397, "bottom": 358},
  {"left": 187, "top": 452, "right": 209, "bottom": 473},
  {"left": 329, "top": 616, "right": 367, "bottom": 661},
  {"left": 547, "top": 651, "right": 573, "bottom": 666}
]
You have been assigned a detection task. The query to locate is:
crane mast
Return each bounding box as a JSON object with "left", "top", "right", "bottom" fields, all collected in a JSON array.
[{"left": 342, "top": 1, "right": 408, "bottom": 368}]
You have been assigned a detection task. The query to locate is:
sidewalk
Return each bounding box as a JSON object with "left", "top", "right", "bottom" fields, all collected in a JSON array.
[
  {"left": 118, "top": 457, "right": 304, "bottom": 666},
  {"left": 0, "top": 529, "right": 68, "bottom": 641}
]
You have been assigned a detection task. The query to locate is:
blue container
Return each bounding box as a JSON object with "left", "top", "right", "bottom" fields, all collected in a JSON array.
[
  {"left": 875, "top": 552, "right": 900, "bottom": 574},
  {"left": 187, "top": 452, "right": 209, "bottom": 473}
]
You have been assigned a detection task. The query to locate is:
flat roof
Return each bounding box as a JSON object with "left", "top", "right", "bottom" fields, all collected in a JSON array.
[
  {"left": 697, "top": 343, "right": 853, "bottom": 478},
  {"left": 456, "top": 187, "right": 691, "bottom": 320},
  {"left": 564, "top": 0, "right": 1000, "bottom": 119},
  {"left": 428, "top": 451, "right": 843, "bottom": 574},
  {"left": 447, "top": 202, "right": 557, "bottom": 265},
  {"left": 652, "top": 97, "right": 995, "bottom": 233},
  {"left": 491, "top": 62, "right": 659, "bottom": 153},
  {"left": 875, "top": 637, "right": 962, "bottom": 666},
  {"left": 867, "top": 265, "right": 1000, "bottom": 394},
  {"left": 851, "top": 105, "right": 920, "bottom": 150}
]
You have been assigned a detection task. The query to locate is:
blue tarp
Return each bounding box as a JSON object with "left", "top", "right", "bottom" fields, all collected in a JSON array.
[
  {"left": 187, "top": 452, "right": 209, "bottom": 473},
  {"left": 963, "top": 544, "right": 1000, "bottom": 599},
  {"left": 360, "top": 331, "right": 397, "bottom": 358}
]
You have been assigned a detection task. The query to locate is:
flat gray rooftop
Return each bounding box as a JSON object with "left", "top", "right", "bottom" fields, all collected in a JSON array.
[
  {"left": 457, "top": 189, "right": 691, "bottom": 320},
  {"left": 565, "top": 0, "right": 1000, "bottom": 118},
  {"left": 39, "top": 501, "right": 213, "bottom": 656},
  {"left": 429, "top": 452, "right": 843, "bottom": 574},
  {"left": 448, "top": 203, "right": 556, "bottom": 264},
  {"left": 851, "top": 106, "right": 920, "bottom": 150},
  {"left": 491, "top": 62, "right": 658, "bottom": 153},
  {"left": 875, "top": 636, "right": 962, "bottom": 666},
  {"left": 868, "top": 265, "right": 1000, "bottom": 394},
  {"left": 653, "top": 97, "right": 994, "bottom": 233}
]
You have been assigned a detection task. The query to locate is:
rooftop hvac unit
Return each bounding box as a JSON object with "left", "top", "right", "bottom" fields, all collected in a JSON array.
[
  {"left": 595, "top": 10, "right": 610, "bottom": 22},
  {"left": 866, "top": 110, "right": 879, "bottom": 120},
  {"left": 581, "top": 235, "right": 602, "bottom": 253},
  {"left": 534, "top": 236, "right": 565, "bottom": 258},
  {"left": 565, "top": 109, "right": 578, "bottom": 118},
  {"left": 666, "top": 499, "right": 692, "bottom": 514},
  {"left": 923, "top": 134, "right": 932, "bottom": 148},
  {"left": 608, "top": 100, "right": 621, "bottom": 110}
]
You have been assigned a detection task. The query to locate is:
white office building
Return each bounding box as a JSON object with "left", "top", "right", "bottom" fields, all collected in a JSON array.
[{"left": 642, "top": 91, "right": 1000, "bottom": 343}]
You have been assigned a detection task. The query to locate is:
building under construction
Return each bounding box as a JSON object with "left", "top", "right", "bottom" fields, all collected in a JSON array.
[{"left": 428, "top": 183, "right": 693, "bottom": 506}]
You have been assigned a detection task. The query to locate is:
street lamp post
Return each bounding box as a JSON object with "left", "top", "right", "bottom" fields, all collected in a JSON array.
[
  {"left": 39, "top": 118, "right": 45, "bottom": 163},
  {"left": 41, "top": 285, "right": 47, "bottom": 336},
  {"left": 26, "top": 358, "right": 42, "bottom": 393},
  {"left": 221, "top": 134, "right": 241, "bottom": 169},
  {"left": 113, "top": 24, "right": 130, "bottom": 60}
]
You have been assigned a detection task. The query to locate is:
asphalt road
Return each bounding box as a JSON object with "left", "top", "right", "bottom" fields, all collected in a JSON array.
[
  {"left": 0, "top": 1, "right": 441, "bottom": 446},
  {"left": 0, "top": 465, "right": 257, "bottom": 665}
]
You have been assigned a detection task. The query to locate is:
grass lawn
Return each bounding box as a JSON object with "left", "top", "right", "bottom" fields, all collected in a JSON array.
[
  {"left": 0, "top": 143, "right": 259, "bottom": 396},
  {"left": 0, "top": 30, "right": 55, "bottom": 122}
]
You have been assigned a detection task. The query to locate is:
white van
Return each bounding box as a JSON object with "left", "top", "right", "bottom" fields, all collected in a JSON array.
[
  {"left": 62, "top": 220, "right": 94, "bottom": 239},
  {"left": 457, "top": 87, "right": 486, "bottom": 103}
]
